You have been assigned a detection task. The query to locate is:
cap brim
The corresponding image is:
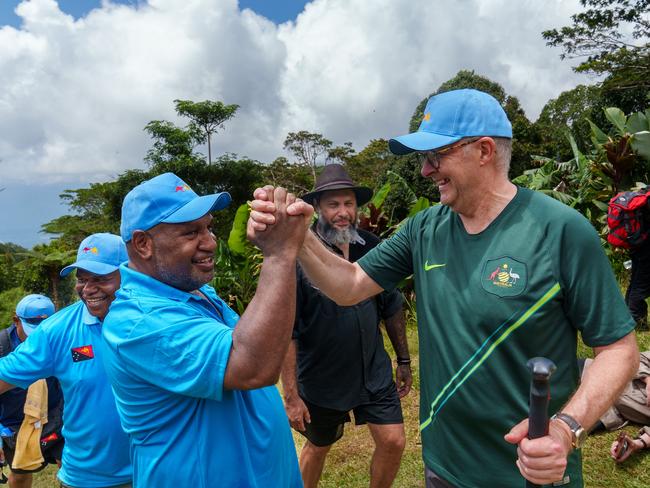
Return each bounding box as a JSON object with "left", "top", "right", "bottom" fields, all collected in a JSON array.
[
  {"left": 162, "top": 192, "right": 232, "bottom": 224},
  {"left": 302, "top": 186, "right": 373, "bottom": 207},
  {"left": 388, "top": 132, "right": 461, "bottom": 155},
  {"left": 60, "top": 261, "right": 121, "bottom": 277}
]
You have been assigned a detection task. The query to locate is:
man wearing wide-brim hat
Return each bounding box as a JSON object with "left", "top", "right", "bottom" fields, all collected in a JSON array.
[
  {"left": 280, "top": 163, "right": 412, "bottom": 488},
  {"left": 249, "top": 89, "right": 639, "bottom": 487}
]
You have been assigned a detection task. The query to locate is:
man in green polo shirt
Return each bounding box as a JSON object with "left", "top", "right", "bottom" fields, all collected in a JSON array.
[{"left": 248, "top": 89, "right": 640, "bottom": 487}]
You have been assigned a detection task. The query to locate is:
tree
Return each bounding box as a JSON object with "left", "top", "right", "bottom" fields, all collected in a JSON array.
[
  {"left": 344, "top": 139, "right": 398, "bottom": 189},
  {"left": 143, "top": 120, "right": 204, "bottom": 168},
  {"left": 174, "top": 100, "right": 239, "bottom": 165},
  {"left": 543, "top": 0, "right": 650, "bottom": 97},
  {"left": 16, "top": 243, "right": 76, "bottom": 309},
  {"left": 262, "top": 157, "right": 313, "bottom": 195},
  {"left": 535, "top": 84, "right": 604, "bottom": 160},
  {"left": 283, "top": 131, "right": 333, "bottom": 183}
]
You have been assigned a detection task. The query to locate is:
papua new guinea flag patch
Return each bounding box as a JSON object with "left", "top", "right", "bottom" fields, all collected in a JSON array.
[{"left": 71, "top": 345, "right": 94, "bottom": 362}]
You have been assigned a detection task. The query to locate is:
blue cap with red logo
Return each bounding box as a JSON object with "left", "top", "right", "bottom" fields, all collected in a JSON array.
[
  {"left": 389, "top": 89, "right": 512, "bottom": 155},
  {"left": 16, "top": 294, "right": 55, "bottom": 336},
  {"left": 120, "top": 172, "right": 231, "bottom": 242},
  {"left": 60, "top": 233, "right": 128, "bottom": 277}
]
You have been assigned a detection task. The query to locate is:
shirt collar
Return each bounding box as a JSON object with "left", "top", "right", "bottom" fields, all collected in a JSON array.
[
  {"left": 82, "top": 304, "right": 102, "bottom": 325},
  {"left": 119, "top": 262, "right": 213, "bottom": 303}
]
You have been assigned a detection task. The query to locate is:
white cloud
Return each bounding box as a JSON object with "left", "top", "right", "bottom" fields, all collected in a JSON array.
[{"left": 0, "top": 0, "right": 585, "bottom": 187}]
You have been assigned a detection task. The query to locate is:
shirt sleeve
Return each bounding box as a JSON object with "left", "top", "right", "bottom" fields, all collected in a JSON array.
[
  {"left": 116, "top": 304, "right": 234, "bottom": 402},
  {"left": 376, "top": 288, "right": 404, "bottom": 320},
  {"left": 0, "top": 326, "right": 55, "bottom": 389},
  {"left": 357, "top": 216, "right": 417, "bottom": 291},
  {"left": 556, "top": 210, "right": 636, "bottom": 346}
]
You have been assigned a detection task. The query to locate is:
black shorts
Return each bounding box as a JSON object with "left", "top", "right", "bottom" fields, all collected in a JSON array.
[
  {"left": 300, "top": 385, "right": 403, "bottom": 447},
  {"left": 2, "top": 430, "right": 64, "bottom": 474}
]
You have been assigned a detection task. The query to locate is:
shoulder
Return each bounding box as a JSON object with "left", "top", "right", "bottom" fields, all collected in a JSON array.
[
  {"left": 358, "top": 229, "right": 380, "bottom": 247},
  {"left": 521, "top": 188, "right": 597, "bottom": 234},
  {"left": 40, "top": 301, "right": 86, "bottom": 333}
]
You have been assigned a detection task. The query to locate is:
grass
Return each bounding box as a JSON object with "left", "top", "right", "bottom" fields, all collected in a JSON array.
[{"left": 30, "top": 327, "right": 650, "bottom": 488}]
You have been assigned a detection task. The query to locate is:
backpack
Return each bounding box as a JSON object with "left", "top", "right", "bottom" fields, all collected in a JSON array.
[{"left": 607, "top": 189, "right": 650, "bottom": 248}]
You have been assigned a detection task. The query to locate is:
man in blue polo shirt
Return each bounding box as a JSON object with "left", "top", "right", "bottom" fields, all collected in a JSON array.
[
  {"left": 102, "top": 172, "right": 305, "bottom": 487},
  {"left": 0, "top": 294, "right": 63, "bottom": 488},
  {"left": 0, "top": 233, "right": 132, "bottom": 488}
]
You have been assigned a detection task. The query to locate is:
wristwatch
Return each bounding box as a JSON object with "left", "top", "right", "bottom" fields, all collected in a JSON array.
[{"left": 551, "top": 412, "right": 587, "bottom": 449}]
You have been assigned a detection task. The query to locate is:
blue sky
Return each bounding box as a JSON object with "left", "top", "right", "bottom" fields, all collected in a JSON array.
[
  {"left": 0, "top": 0, "right": 585, "bottom": 248},
  {"left": 0, "top": 1, "right": 308, "bottom": 27}
]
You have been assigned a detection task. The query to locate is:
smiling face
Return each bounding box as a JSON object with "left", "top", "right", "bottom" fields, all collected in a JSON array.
[
  {"left": 146, "top": 213, "right": 217, "bottom": 292},
  {"left": 75, "top": 269, "right": 121, "bottom": 321},
  {"left": 420, "top": 138, "right": 484, "bottom": 213},
  {"left": 317, "top": 189, "right": 357, "bottom": 229}
]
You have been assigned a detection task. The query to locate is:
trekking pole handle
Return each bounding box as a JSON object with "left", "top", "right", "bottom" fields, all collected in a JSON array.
[{"left": 525, "top": 357, "right": 557, "bottom": 488}]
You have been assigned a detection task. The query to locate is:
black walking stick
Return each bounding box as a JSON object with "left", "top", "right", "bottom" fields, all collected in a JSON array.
[{"left": 525, "top": 357, "right": 556, "bottom": 488}]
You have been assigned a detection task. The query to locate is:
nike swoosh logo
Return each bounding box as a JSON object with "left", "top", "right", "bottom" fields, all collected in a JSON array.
[{"left": 424, "top": 262, "right": 446, "bottom": 271}]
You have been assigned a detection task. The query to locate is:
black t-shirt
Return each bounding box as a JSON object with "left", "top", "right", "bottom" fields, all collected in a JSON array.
[{"left": 293, "top": 228, "right": 403, "bottom": 410}]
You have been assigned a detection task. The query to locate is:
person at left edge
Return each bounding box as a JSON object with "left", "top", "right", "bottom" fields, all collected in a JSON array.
[
  {"left": 0, "top": 233, "right": 132, "bottom": 488},
  {"left": 0, "top": 294, "right": 63, "bottom": 488},
  {"left": 102, "top": 172, "right": 304, "bottom": 487}
]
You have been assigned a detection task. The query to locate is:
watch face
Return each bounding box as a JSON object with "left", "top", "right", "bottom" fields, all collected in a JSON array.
[{"left": 575, "top": 427, "right": 588, "bottom": 448}]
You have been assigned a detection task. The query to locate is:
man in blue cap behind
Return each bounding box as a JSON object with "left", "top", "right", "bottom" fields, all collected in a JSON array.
[
  {"left": 0, "top": 294, "right": 63, "bottom": 488},
  {"left": 102, "top": 172, "right": 305, "bottom": 487},
  {"left": 248, "top": 88, "right": 640, "bottom": 487},
  {"left": 0, "top": 233, "right": 132, "bottom": 488}
]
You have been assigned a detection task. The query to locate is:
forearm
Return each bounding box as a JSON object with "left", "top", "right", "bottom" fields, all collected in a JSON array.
[
  {"left": 299, "top": 231, "right": 382, "bottom": 305},
  {"left": 384, "top": 308, "right": 409, "bottom": 360},
  {"left": 225, "top": 256, "right": 297, "bottom": 390},
  {"left": 561, "top": 332, "right": 639, "bottom": 430},
  {"left": 280, "top": 341, "right": 300, "bottom": 400},
  {"left": 0, "top": 379, "right": 14, "bottom": 395}
]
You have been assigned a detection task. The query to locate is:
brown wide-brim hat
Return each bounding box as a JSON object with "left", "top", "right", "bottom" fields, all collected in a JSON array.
[{"left": 301, "top": 164, "right": 373, "bottom": 206}]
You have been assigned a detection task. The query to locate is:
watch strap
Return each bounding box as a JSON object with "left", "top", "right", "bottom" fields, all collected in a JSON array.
[{"left": 551, "top": 412, "right": 585, "bottom": 448}]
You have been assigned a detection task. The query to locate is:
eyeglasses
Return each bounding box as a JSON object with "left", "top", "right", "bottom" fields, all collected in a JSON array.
[{"left": 418, "top": 138, "right": 481, "bottom": 170}]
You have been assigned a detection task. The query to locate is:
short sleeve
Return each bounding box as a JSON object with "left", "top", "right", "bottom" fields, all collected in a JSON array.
[
  {"left": 0, "top": 327, "right": 55, "bottom": 389},
  {"left": 358, "top": 217, "right": 417, "bottom": 291},
  {"left": 376, "top": 288, "right": 404, "bottom": 320},
  {"left": 557, "top": 212, "right": 636, "bottom": 346},
  {"left": 116, "top": 305, "right": 234, "bottom": 401}
]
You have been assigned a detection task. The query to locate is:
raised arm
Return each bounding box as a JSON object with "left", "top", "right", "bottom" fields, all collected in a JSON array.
[
  {"left": 223, "top": 187, "right": 310, "bottom": 390},
  {"left": 249, "top": 185, "right": 383, "bottom": 305}
]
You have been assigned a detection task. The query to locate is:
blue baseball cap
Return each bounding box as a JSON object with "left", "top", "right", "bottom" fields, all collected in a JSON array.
[
  {"left": 120, "top": 172, "right": 231, "bottom": 242},
  {"left": 389, "top": 89, "right": 512, "bottom": 155},
  {"left": 16, "top": 294, "right": 55, "bottom": 336},
  {"left": 60, "top": 233, "right": 128, "bottom": 277}
]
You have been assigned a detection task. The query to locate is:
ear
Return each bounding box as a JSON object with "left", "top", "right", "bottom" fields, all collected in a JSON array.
[
  {"left": 477, "top": 137, "right": 498, "bottom": 167},
  {"left": 13, "top": 316, "right": 25, "bottom": 336},
  {"left": 129, "top": 230, "right": 155, "bottom": 261}
]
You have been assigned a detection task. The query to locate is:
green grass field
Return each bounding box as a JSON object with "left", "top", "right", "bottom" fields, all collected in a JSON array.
[{"left": 30, "top": 328, "right": 650, "bottom": 488}]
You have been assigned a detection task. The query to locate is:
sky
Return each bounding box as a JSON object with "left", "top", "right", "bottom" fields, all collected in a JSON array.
[{"left": 0, "top": 0, "right": 590, "bottom": 248}]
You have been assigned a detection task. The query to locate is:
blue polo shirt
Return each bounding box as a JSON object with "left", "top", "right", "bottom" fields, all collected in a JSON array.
[
  {"left": 0, "top": 302, "right": 132, "bottom": 487},
  {"left": 102, "top": 264, "right": 302, "bottom": 488}
]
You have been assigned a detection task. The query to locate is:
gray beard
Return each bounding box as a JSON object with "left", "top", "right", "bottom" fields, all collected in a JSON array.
[{"left": 316, "top": 215, "right": 364, "bottom": 247}]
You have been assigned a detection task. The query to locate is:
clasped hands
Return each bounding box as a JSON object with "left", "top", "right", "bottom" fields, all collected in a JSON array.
[{"left": 246, "top": 185, "right": 314, "bottom": 254}]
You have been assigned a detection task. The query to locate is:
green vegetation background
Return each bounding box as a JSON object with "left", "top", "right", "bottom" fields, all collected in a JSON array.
[{"left": 3, "top": 1, "right": 650, "bottom": 485}]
